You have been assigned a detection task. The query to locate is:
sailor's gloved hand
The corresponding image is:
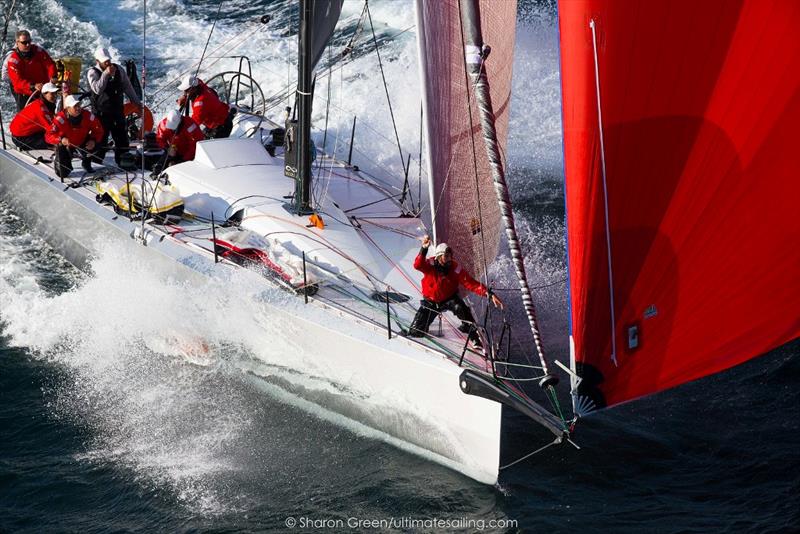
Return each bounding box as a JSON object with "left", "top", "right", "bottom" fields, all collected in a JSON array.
[
  {"left": 168, "top": 145, "right": 177, "bottom": 157},
  {"left": 490, "top": 292, "right": 503, "bottom": 309},
  {"left": 34, "top": 82, "right": 43, "bottom": 91},
  {"left": 85, "top": 139, "right": 96, "bottom": 151},
  {"left": 177, "top": 94, "right": 187, "bottom": 107},
  {"left": 60, "top": 137, "right": 70, "bottom": 147},
  {"left": 421, "top": 235, "right": 431, "bottom": 248}
]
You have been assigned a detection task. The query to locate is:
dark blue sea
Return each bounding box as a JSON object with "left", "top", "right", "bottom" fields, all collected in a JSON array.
[{"left": 1, "top": 1, "right": 798, "bottom": 532}]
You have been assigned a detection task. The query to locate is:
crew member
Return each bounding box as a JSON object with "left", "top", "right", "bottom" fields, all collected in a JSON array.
[
  {"left": 6, "top": 30, "right": 57, "bottom": 111},
  {"left": 408, "top": 235, "right": 503, "bottom": 346},
  {"left": 155, "top": 109, "right": 205, "bottom": 164},
  {"left": 46, "top": 95, "right": 104, "bottom": 178},
  {"left": 177, "top": 75, "right": 234, "bottom": 139},
  {"left": 87, "top": 47, "right": 141, "bottom": 165},
  {"left": 9, "top": 82, "right": 59, "bottom": 150}
]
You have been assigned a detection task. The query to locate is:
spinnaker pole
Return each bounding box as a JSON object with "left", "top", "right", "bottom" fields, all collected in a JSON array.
[{"left": 459, "top": 0, "right": 556, "bottom": 386}]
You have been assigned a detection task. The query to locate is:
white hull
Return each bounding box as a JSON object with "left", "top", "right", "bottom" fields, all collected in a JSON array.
[{"left": 0, "top": 146, "right": 504, "bottom": 484}]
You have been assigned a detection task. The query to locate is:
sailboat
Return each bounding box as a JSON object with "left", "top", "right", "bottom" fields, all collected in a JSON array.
[
  {"left": 0, "top": 0, "right": 797, "bottom": 487},
  {"left": 0, "top": 0, "right": 570, "bottom": 485}
]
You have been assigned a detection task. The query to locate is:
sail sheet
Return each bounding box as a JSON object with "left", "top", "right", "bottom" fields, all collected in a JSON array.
[
  {"left": 416, "top": 0, "right": 517, "bottom": 280},
  {"left": 559, "top": 0, "right": 800, "bottom": 409}
]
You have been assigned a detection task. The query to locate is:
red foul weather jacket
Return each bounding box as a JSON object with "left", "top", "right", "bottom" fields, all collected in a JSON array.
[
  {"left": 7, "top": 45, "right": 57, "bottom": 96},
  {"left": 10, "top": 99, "right": 55, "bottom": 137},
  {"left": 190, "top": 81, "right": 229, "bottom": 129},
  {"left": 45, "top": 110, "right": 104, "bottom": 147},
  {"left": 414, "top": 248, "right": 488, "bottom": 303},
  {"left": 156, "top": 115, "right": 205, "bottom": 161}
]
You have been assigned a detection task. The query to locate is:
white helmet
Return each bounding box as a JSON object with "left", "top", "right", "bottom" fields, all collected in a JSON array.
[
  {"left": 178, "top": 74, "right": 199, "bottom": 91},
  {"left": 164, "top": 109, "right": 181, "bottom": 130}
]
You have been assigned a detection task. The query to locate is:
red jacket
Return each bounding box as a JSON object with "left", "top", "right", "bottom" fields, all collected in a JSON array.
[
  {"left": 9, "top": 99, "right": 55, "bottom": 137},
  {"left": 155, "top": 115, "right": 205, "bottom": 161},
  {"left": 190, "top": 81, "right": 230, "bottom": 129},
  {"left": 414, "top": 249, "right": 487, "bottom": 303},
  {"left": 7, "top": 45, "right": 57, "bottom": 96},
  {"left": 45, "top": 110, "right": 104, "bottom": 147}
]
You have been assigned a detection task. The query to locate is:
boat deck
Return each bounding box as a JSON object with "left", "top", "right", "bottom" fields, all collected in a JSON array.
[{"left": 6, "top": 141, "right": 492, "bottom": 373}]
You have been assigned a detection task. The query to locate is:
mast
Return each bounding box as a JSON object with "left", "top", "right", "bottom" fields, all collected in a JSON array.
[
  {"left": 459, "top": 0, "right": 556, "bottom": 385},
  {"left": 295, "top": 0, "right": 314, "bottom": 214}
]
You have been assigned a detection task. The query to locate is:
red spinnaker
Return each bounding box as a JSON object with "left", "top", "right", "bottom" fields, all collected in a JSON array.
[{"left": 559, "top": 0, "right": 800, "bottom": 409}]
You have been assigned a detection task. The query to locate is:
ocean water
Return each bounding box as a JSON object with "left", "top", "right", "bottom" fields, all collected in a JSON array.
[{"left": 1, "top": 1, "right": 798, "bottom": 532}]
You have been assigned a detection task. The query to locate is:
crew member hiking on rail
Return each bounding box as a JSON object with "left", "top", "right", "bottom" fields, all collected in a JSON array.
[
  {"left": 176, "top": 75, "right": 234, "bottom": 139},
  {"left": 155, "top": 109, "right": 205, "bottom": 164},
  {"left": 87, "top": 47, "right": 142, "bottom": 166},
  {"left": 6, "top": 30, "right": 57, "bottom": 112},
  {"left": 46, "top": 95, "right": 104, "bottom": 178},
  {"left": 408, "top": 235, "right": 503, "bottom": 346},
  {"left": 10, "top": 82, "right": 59, "bottom": 150}
]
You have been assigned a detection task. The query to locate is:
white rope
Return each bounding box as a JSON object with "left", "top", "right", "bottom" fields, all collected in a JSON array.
[{"left": 590, "top": 19, "right": 617, "bottom": 367}]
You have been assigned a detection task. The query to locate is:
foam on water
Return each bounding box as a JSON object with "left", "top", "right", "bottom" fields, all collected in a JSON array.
[
  {"left": 1, "top": 0, "right": 569, "bottom": 513},
  {"left": 0, "top": 229, "right": 498, "bottom": 511}
]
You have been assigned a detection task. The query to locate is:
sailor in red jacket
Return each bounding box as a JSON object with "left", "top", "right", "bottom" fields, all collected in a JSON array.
[
  {"left": 6, "top": 30, "right": 57, "bottom": 111},
  {"left": 155, "top": 109, "right": 205, "bottom": 163},
  {"left": 176, "top": 75, "right": 234, "bottom": 139},
  {"left": 46, "top": 95, "right": 105, "bottom": 178},
  {"left": 408, "top": 235, "right": 503, "bottom": 345},
  {"left": 9, "top": 82, "right": 59, "bottom": 150}
]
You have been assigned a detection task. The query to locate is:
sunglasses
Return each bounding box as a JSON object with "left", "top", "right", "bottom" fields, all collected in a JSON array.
[{"left": 18, "top": 40, "right": 31, "bottom": 45}]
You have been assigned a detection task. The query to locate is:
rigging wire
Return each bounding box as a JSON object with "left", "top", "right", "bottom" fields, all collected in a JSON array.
[
  {"left": 195, "top": 1, "right": 226, "bottom": 81},
  {"left": 1, "top": 0, "right": 17, "bottom": 46},
  {"left": 365, "top": 1, "right": 407, "bottom": 184},
  {"left": 499, "top": 436, "right": 562, "bottom": 471}
]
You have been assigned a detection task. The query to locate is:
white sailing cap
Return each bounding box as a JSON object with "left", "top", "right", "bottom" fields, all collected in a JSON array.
[
  {"left": 164, "top": 109, "right": 181, "bottom": 130},
  {"left": 433, "top": 243, "right": 451, "bottom": 257},
  {"left": 94, "top": 47, "right": 112, "bottom": 63},
  {"left": 63, "top": 94, "right": 81, "bottom": 108},
  {"left": 41, "top": 82, "right": 59, "bottom": 94},
  {"left": 178, "top": 74, "right": 199, "bottom": 91}
]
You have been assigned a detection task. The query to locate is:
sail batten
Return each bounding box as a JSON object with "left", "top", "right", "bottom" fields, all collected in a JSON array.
[{"left": 559, "top": 0, "right": 800, "bottom": 410}]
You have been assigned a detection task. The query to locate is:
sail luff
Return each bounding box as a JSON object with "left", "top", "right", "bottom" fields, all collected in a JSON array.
[
  {"left": 459, "top": 0, "right": 552, "bottom": 378},
  {"left": 414, "top": 0, "right": 439, "bottom": 244}
]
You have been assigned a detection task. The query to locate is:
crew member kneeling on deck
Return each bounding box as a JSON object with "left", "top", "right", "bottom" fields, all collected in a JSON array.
[
  {"left": 176, "top": 75, "right": 234, "bottom": 139},
  {"left": 46, "top": 95, "right": 105, "bottom": 178},
  {"left": 155, "top": 109, "right": 205, "bottom": 164},
  {"left": 10, "top": 82, "right": 59, "bottom": 150},
  {"left": 408, "top": 235, "right": 503, "bottom": 346}
]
